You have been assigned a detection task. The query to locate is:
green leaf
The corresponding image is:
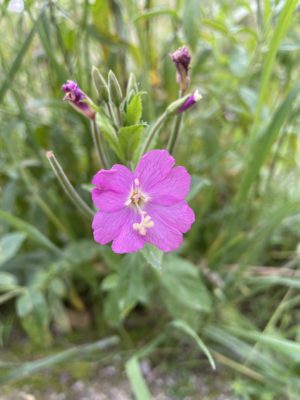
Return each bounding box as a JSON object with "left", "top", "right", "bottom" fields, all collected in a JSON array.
[
  {"left": 96, "top": 113, "right": 121, "bottom": 158},
  {"left": 16, "top": 288, "right": 52, "bottom": 347},
  {"left": 0, "top": 272, "right": 18, "bottom": 290},
  {"left": 160, "top": 255, "right": 211, "bottom": 314},
  {"left": 126, "top": 357, "right": 152, "bottom": 400},
  {"left": 126, "top": 92, "right": 143, "bottom": 125},
  {"left": 62, "top": 240, "right": 101, "bottom": 265},
  {"left": 117, "top": 254, "right": 147, "bottom": 316},
  {"left": 101, "top": 274, "right": 118, "bottom": 291},
  {"left": 118, "top": 124, "right": 145, "bottom": 162},
  {"left": 104, "top": 254, "right": 147, "bottom": 325},
  {"left": 0, "top": 210, "right": 61, "bottom": 256},
  {"left": 170, "top": 320, "right": 216, "bottom": 370},
  {"left": 0, "top": 232, "right": 26, "bottom": 267},
  {"left": 141, "top": 244, "right": 163, "bottom": 270}
]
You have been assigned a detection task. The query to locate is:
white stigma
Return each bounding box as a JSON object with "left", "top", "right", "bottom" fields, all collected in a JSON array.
[
  {"left": 133, "top": 215, "right": 154, "bottom": 236},
  {"left": 193, "top": 89, "right": 202, "bottom": 102}
]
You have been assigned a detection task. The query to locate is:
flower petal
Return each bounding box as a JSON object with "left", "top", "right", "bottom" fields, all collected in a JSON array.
[
  {"left": 146, "top": 201, "right": 195, "bottom": 233},
  {"left": 144, "top": 209, "right": 183, "bottom": 252},
  {"left": 147, "top": 166, "right": 191, "bottom": 205},
  {"left": 134, "top": 150, "right": 175, "bottom": 191},
  {"left": 112, "top": 210, "right": 145, "bottom": 254},
  {"left": 92, "top": 164, "right": 133, "bottom": 193},
  {"left": 92, "top": 208, "right": 130, "bottom": 245},
  {"left": 92, "top": 188, "right": 128, "bottom": 212}
]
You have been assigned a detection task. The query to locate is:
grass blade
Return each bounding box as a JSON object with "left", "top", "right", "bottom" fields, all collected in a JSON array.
[
  {"left": 170, "top": 320, "right": 216, "bottom": 370},
  {"left": 0, "top": 336, "right": 119, "bottom": 384},
  {"left": 0, "top": 9, "right": 44, "bottom": 102},
  {"left": 236, "top": 81, "right": 300, "bottom": 203},
  {"left": 254, "top": 0, "right": 298, "bottom": 126},
  {"left": 126, "top": 356, "right": 152, "bottom": 400}
]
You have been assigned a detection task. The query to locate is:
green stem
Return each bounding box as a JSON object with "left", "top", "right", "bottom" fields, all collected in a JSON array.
[
  {"left": 90, "top": 119, "right": 110, "bottom": 169},
  {"left": 46, "top": 151, "right": 95, "bottom": 220},
  {"left": 167, "top": 90, "right": 184, "bottom": 155},
  {"left": 167, "top": 113, "right": 183, "bottom": 155},
  {"left": 139, "top": 111, "right": 168, "bottom": 157}
]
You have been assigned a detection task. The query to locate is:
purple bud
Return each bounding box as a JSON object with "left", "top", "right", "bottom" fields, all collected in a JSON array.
[
  {"left": 61, "top": 80, "right": 95, "bottom": 119},
  {"left": 178, "top": 90, "right": 202, "bottom": 113},
  {"left": 170, "top": 46, "right": 191, "bottom": 92}
]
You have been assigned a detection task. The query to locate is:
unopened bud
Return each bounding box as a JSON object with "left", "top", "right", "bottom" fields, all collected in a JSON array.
[
  {"left": 166, "top": 94, "right": 190, "bottom": 115},
  {"left": 126, "top": 73, "right": 138, "bottom": 97},
  {"left": 177, "top": 90, "right": 202, "bottom": 113},
  {"left": 108, "top": 70, "right": 123, "bottom": 106},
  {"left": 92, "top": 67, "right": 109, "bottom": 102},
  {"left": 61, "top": 80, "right": 95, "bottom": 119},
  {"left": 170, "top": 46, "right": 191, "bottom": 93}
]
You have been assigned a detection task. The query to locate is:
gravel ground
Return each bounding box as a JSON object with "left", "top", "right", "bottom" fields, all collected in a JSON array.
[{"left": 1, "top": 361, "right": 234, "bottom": 400}]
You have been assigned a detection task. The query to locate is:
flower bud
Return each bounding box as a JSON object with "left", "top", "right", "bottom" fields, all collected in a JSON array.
[
  {"left": 92, "top": 67, "right": 109, "bottom": 102},
  {"left": 177, "top": 90, "right": 202, "bottom": 113},
  {"left": 126, "top": 73, "right": 138, "bottom": 97},
  {"left": 166, "top": 94, "right": 190, "bottom": 115},
  {"left": 108, "top": 70, "right": 123, "bottom": 106},
  {"left": 170, "top": 46, "right": 191, "bottom": 93},
  {"left": 61, "top": 80, "right": 95, "bottom": 119}
]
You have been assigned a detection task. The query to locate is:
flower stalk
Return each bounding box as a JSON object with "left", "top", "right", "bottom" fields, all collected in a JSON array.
[
  {"left": 167, "top": 102, "right": 184, "bottom": 155},
  {"left": 139, "top": 111, "right": 168, "bottom": 157},
  {"left": 46, "top": 151, "right": 94, "bottom": 220},
  {"left": 167, "top": 90, "right": 202, "bottom": 155},
  {"left": 90, "top": 119, "right": 110, "bottom": 169}
]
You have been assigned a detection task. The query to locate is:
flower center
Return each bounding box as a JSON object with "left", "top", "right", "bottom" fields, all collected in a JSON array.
[{"left": 125, "top": 178, "right": 154, "bottom": 236}]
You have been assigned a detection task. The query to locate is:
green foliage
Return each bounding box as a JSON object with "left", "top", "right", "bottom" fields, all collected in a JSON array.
[
  {"left": 118, "top": 124, "right": 145, "bottom": 162},
  {"left": 1, "top": 0, "right": 300, "bottom": 398},
  {"left": 159, "top": 255, "right": 211, "bottom": 319},
  {"left": 0, "top": 232, "right": 26, "bottom": 266},
  {"left": 125, "top": 92, "right": 143, "bottom": 126},
  {"left": 16, "top": 289, "right": 52, "bottom": 347}
]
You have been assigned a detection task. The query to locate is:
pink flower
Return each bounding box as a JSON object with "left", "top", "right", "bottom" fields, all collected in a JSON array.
[{"left": 91, "top": 150, "right": 195, "bottom": 254}]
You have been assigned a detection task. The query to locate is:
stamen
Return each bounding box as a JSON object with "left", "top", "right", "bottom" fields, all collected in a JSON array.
[{"left": 134, "top": 178, "right": 140, "bottom": 187}]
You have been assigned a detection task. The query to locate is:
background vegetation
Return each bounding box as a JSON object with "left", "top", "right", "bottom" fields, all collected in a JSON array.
[{"left": 1, "top": 0, "right": 300, "bottom": 398}]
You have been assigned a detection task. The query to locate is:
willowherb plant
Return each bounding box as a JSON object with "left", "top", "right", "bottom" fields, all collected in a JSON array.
[{"left": 47, "top": 46, "right": 201, "bottom": 256}]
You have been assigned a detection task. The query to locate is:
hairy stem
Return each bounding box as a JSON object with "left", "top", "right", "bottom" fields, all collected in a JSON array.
[
  {"left": 90, "top": 119, "right": 110, "bottom": 169},
  {"left": 46, "top": 151, "right": 94, "bottom": 220}
]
